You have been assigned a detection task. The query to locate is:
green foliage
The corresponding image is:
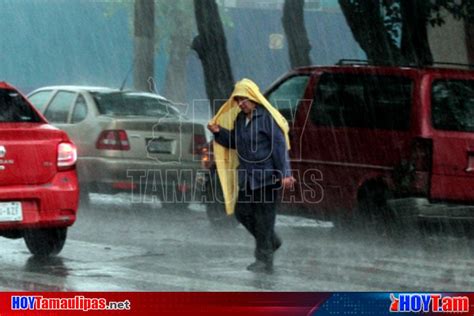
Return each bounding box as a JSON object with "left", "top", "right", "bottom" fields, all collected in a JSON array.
[
  {"left": 382, "top": 0, "right": 474, "bottom": 31},
  {"left": 365, "top": 0, "right": 474, "bottom": 48},
  {"left": 431, "top": 0, "right": 474, "bottom": 22}
]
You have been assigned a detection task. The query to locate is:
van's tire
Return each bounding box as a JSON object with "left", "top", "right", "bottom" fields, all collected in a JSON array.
[
  {"left": 204, "top": 171, "right": 238, "bottom": 228},
  {"left": 356, "top": 182, "right": 399, "bottom": 236},
  {"left": 24, "top": 228, "right": 67, "bottom": 256}
]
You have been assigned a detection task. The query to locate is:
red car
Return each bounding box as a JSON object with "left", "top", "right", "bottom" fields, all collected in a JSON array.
[
  {"left": 204, "top": 62, "right": 474, "bottom": 232},
  {"left": 0, "top": 82, "right": 78, "bottom": 255}
]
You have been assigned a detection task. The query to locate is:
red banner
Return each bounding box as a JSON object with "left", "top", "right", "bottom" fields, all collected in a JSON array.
[{"left": 0, "top": 292, "right": 330, "bottom": 316}]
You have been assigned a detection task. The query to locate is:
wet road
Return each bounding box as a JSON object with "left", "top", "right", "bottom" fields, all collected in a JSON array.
[{"left": 1, "top": 193, "right": 474, "bottom": 291}]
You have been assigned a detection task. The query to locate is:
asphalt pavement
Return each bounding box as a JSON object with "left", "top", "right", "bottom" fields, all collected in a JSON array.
[{"left": 0, "top": 193, "right": 473, "bottom": 291}]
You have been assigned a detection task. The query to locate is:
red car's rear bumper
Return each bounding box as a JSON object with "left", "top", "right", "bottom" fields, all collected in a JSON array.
[{"left": 0, "top": 170, "right": 78, "bottom": 230}]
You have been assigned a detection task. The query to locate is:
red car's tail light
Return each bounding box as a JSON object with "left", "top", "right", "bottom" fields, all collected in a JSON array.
[
  {"left": 57, "top": 142, "right": 77, "bottom": 170},
  {"left": 190, "top": 134, "right": 207, "bottom": 155},
  {"left": 96, "top": 130, "right": 130, "bottom": 151}
]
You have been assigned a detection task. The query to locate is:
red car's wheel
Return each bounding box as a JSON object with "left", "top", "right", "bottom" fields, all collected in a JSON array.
[{"left": 24, "top": 228, "right": 67, "bottom": 256}]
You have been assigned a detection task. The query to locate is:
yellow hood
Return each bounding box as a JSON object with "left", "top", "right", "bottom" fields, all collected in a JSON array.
[{"left": 209, "top": 78, "right": 290, "bottom": 215}]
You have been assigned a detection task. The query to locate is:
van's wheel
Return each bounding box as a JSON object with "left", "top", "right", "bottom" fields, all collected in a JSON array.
[
  {"left": 24, "top": 228, "right": 67, "bottom": 256},
  {"left": 356, "top": 183, "right": 398, "bottom": 236},
  {"left": 205, "top": 172, "right": 238, "bottom": 228}
]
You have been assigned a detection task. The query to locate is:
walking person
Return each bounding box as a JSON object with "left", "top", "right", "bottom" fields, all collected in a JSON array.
[{"left": 207, "top": 79, "right": 295, "bottom": 273}]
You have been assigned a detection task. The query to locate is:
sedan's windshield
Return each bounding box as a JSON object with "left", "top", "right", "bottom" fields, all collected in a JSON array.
[{"left": 92, "top": 92, "right": 181, "bottom": 118}]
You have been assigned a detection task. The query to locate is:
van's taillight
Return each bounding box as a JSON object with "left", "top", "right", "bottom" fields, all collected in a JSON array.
[
  {"left": 411, "top": 138, "right": 433, "bottom": 172},
  {"left": 57, "top": 142, "right": 77, "bottom": 170},
  {"left": 96, "top": 130, "right": 130, "bottom": 150},
  {"left": 190, "top": 134, "right": 207, "bottom": 155}
]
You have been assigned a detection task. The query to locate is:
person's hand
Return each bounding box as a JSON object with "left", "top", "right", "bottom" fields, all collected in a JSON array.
[
  {"left": 207, "top": 123, "right": 220, "bottom": 133},
  {"left": 281, "top": 176, "right": 296, "bottom": 189}
]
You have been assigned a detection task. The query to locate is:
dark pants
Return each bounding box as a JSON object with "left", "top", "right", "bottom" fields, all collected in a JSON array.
[{"left": 234, "top": 183, "right": 280, "bottom": 265}]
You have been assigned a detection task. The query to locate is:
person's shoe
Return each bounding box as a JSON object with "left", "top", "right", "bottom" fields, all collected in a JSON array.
[
  {"left": 273, "top": 235, "right": 282, "bottom": 252},
  {"left": 246, "top": 260, "right": 273, "bottom": 274}
]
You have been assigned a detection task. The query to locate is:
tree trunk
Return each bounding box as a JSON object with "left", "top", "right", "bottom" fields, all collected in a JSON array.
[
  {"left": 338, "top": 0, "right": 403, "bottom": 65},
  {"left": 400, "top": 0, "right": 433, "bottom": 66},
  {"left": 282, "top": 0, "right": 312, "bottom": 68},
  {"left": 465, "top": 21, "right": 474, "bottom": 65},
  {"left": 163, "top": 6, "right": 194, "bottom": 104},
  {"left": 134, "top": 0, "right": 155, "bottom": 92},
  {"left": 192, "top": 0, "right": 234, "bottom": 114}
]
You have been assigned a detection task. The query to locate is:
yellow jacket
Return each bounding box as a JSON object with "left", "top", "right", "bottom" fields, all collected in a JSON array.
[{"left": 209, "top": 78, "right": 291, "bottom": 215}]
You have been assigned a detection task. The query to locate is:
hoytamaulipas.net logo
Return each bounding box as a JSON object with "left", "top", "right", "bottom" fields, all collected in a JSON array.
[
  {"left": 389, "top": 293, "right": 469, "bottom": 313},
  {"left": 11, "top": 295, "right": 131, "bottom": 311}
]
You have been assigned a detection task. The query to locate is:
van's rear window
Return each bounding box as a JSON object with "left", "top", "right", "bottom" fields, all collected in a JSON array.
[
  {"left": 0, "top": 89, "right": 42, "bottom": 123},
  {"left": 432, "top": 79, "right": 474, "bottom": 132},
  {"left": 312, "top": 73, "right": 413, "bottom": 130}
]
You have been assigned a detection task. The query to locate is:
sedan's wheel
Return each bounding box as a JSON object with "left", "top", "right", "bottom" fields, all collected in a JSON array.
[{"left": 24, "top": 228, "right": 67, "bottom": 256}]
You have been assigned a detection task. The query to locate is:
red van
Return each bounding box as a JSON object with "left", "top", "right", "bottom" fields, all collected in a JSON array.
[
  {"left": 204, "top": 62, "right": 474, "bottom": 231},
  {"left": 0, "top": 82, "right": 78, "bottom": 255}
]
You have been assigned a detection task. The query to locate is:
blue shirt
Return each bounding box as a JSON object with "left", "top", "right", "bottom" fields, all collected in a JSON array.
[{"left": 214, "top": 105, "right": 291, "bottom": 190}]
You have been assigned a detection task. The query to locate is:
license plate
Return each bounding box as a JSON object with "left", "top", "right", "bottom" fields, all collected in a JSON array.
[
  {"left": 146, "top": 138, "right": 175, "bottom": 154},
  {"left": 0, "top": 202, "right": 22, "bottom": 222}
]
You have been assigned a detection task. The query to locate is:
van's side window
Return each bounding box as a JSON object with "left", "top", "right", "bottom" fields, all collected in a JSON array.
[
  {"left": 311, "top": 73, "right": 413, "bottom": 130},
  {"left": 267, "top": 75, "right": 310, "bottom": 122},
  {"left": 432, "top": 79, "right": 474, "bottom": 132}
]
